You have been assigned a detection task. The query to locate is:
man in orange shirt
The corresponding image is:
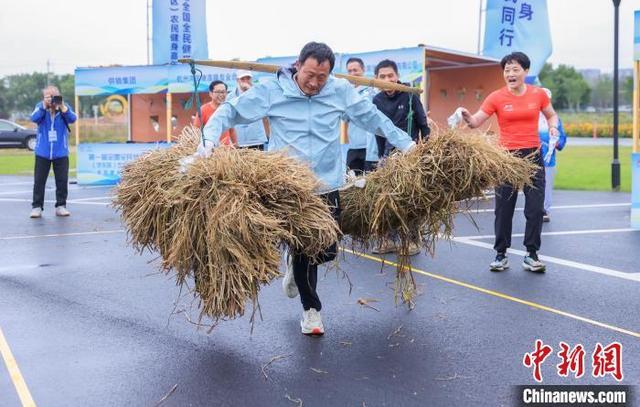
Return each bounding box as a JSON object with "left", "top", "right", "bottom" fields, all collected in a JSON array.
[
  {"left": 193, "top": 80, "right": 237, "bottom": 146},
  {"left": 459, "top": 52, "right": 559, "bottom": 273}
]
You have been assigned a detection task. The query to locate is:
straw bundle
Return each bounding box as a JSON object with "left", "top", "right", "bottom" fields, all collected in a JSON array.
[
  {"left": 114, "top": 127, "right": 340, "bottom": 322},
  {"left": 340, "top": 130, "right": 538, "bottom": 305}
]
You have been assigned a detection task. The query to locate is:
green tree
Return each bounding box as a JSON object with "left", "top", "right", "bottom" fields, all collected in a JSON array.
[
  {"left": 591, "top": 75, "right": 613, "bottom": 109},
  {"left": 540, "top": 64, "right": 591, "bottom": 111},
  {"left": 622, "top": 76, "right": 633, "bottom": 106},
  {"left": 54, "top": 74, "right": 76, "bottom": 105},
  {"left": 3, "top": 72, "right": 49, "bottom": 114},
  {"left": 2, "top": 72, "right": 76, "bottom": 116},
  {"left": 0, "top": 79, "right": 9, "bottom": 119}
]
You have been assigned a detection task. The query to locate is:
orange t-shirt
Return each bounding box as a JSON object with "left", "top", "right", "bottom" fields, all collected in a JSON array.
[
  {"left": 192, "top": 102, "right": 236, "bottom": 146},
  {"left": 480, "top": 85, "right": 550, "bottom": 150}
]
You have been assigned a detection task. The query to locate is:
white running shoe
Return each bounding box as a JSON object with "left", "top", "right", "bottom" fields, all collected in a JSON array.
[
  {"left": 301, "top": 308, "right": 324, "bottom": 336},
  {"left": 523, "top": 252, "right": 546, "bottom": 273},
  {"left": 282, "top": 256, "right": 299, "bottom": 298},
  {"left": 371, "top": 239, "right": 396, "bottom": 254},
  {"left": 399, "top": 241, "right": 421, "bottom": 256},
  {"left": 55, "top": 206, "right": 70, "bottom": 217},
  {"left": 490, "top": 253, "right": 509, "bottom": 272},
  {"left": 30, "top": 207, "right": 42, "bottom": 218}
]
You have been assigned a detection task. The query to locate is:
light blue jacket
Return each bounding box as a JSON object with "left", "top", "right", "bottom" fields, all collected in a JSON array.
[
  {"left": 346, "top": 86, "right": 377, "bottom": 150},
  {"left": 365, "top": 127, "right": 379, "bottom": 163},
  {"left": 31, "top": 102, "right": 77, "bottom": 160},
  {"left": 231, "top": 88, "right": 268, "bottom": 147},
  {"left": 204, "top": 68, "right": 414, "bottom": 192}
]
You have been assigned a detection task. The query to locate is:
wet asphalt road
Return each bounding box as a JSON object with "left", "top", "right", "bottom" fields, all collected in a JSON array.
[{"left": 0, "top": 176, "right": 638, "bottom": 407}]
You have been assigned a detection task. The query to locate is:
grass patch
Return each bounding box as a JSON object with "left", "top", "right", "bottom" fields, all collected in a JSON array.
[
  {"left": 0, "top": 145, "right": 633, "bottom": 193},
  {"left": 555, "top": 146, "right": 632, "bottom": 192},
  {"left": 0, "top": 148, "right": 77, "bottom": 175}
]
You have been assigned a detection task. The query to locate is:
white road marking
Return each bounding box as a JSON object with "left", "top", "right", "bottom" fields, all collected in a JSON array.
[
  {"left": 456, "top": 228, "right": 639, "bottom": 240},
  {"left": 468, "top": 202, "right": 631, "bottom": 213},
  {"left": 68, "top": 196, "right": 114, "bottom": 202},
  {"left": 453, "top": 237, "right": 640, "bottom": 282},
  {"left": 0, "top": 198, "right": 109, "bottom": 206},
  {"left": 70, "top": 185, "right": 114, "bottom": 190},
  {"left": 0, "top": 190, "right": 37, "bottom": 195},
  {"left": 0, "top": 182, "right": 33, "bottom": 187},
  {"left": 0, "top": 229, "right": 124, "bottom": 240}
]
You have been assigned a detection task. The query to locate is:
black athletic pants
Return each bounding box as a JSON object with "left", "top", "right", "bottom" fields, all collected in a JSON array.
[
  {"left": 293, "top": 191, "right": 340, "bottom": 311},
  {"left": 493, "top": 148, "right": 545, "bottom": 254},
  {"left": 346, "top": 148, "right": 366, "bottom": 175},
  {"left": 242, "top": 144, "right": 264, "bottom": 151},
  {"left": 32, "top": 155, "right": 69, "bottom": 209}
]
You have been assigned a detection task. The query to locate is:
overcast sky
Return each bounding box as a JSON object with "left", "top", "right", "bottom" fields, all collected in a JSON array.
[{"left": 1, "top": 0, "right": 639, "bottom": 77}]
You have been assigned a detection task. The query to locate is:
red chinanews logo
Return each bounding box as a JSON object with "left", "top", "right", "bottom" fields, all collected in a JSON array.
[{"left": 523, "top": 340, "right": 623, "bottom": 383}]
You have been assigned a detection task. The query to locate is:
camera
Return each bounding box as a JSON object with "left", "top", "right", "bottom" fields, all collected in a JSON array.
[{"left": 51, "top": 95, "right": 63, "bottom": 105}]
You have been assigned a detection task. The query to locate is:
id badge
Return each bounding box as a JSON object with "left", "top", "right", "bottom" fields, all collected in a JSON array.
[{"left": 48, "top": 130, "right": 58, "bottom": 142}]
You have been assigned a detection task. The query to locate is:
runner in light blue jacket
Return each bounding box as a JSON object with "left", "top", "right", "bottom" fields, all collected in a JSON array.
[
  {"left": 201, "top": 42, "right": 415, "bottom": 336},
  {"left": 204, "top": 67, "right": 413, "bottom": 193}
]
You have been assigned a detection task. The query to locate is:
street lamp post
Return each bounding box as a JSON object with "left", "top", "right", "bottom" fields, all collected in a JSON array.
[{"left": 612, "top": 0, "right": 621, "bottom": 191}]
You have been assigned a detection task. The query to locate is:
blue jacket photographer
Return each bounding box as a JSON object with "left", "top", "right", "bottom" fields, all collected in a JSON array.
[{"left": 29, "top": 85, "right": 77, "bottom": 218}]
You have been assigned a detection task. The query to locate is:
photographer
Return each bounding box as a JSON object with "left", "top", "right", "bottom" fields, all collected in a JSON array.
[{"left": 30, "top": 85, "right": 77, "bottom": 218}]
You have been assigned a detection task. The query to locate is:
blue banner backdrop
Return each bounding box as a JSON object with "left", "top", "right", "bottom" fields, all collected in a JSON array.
[
  {"left": 483, "top": 0, "right": 552, "bottom": 77},
  {"left": 152, "top": 0, "right": 208, "bottom": 65}
]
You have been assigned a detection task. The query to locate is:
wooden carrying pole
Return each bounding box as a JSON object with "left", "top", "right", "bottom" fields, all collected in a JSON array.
[{"left": 179, "top": 59, "right": 423, "bottom": 95}]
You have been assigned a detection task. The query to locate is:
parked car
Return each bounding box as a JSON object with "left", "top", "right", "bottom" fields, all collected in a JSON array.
[{"left": 0, "top": 119, "right": 37, "bottom": 150}]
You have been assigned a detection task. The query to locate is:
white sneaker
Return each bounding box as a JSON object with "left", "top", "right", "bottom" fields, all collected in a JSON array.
[
  {"left": 399, "top": 241, "right": 421, "bottom": 256},
  {"left": 371, "top": 239, "right": 396, "bottom": 254},
  {"left": 282, "top": 255, "right": 299, "bottom": 298},
  {"left": 301, "top": 308, "right": 324, "bottom": 336},
  {"left": 30, "top": 207, "right": 42, "bottom": 218},
  {"left": 55, "top": 206, "right": 70, "bottom": 217},
  {"left": 490, "top": 253, "right": 509, "bottom": 272},
  {"left": 523, "top": 252, "right": 546, "bottom": 273}
]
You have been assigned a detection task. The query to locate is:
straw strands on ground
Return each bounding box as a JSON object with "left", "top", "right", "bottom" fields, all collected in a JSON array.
[
  {"left": 113, "top": 127, "right": 339, "bottom": 323},
  {"left": 340, "top": 130, "right": 538, "bottom": 306}
]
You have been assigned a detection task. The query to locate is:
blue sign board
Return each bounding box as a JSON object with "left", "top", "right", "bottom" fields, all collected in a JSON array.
[
  {"left": 75, "top": 65, "right": 169, "bottom": 96},
  {"left": 632, "top": 153, "right": 640, "bottom": 228},
  {"left": 338, "top": 47, "right": 424, "bottom": 85},
  {"left": 257, "top": 47, "right": 424, "bottom": 85},
  {"left": 169, "top": 64, "right": 240, "bottom": 93},
  {"left": 483, "top": 0, "right": 552, "bottom": 77},
  {"left": 152, "top": 0, "right": 208, "bottom": 64},
  {"left": 77, "top": 143, "right": 170, "bottom": 185}
]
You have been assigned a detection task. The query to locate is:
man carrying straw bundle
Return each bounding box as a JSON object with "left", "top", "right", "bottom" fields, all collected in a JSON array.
[{"left": 193, "top": 42, "right": 415, "bottom": 336}]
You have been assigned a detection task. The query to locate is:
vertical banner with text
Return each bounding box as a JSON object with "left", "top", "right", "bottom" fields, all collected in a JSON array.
[
  {"left": 483, "top": 0, "right": 551, "bottom": 77},
  {"left": 152, "top": 0, "right": 208, "bottom": 65},
  {"left": 633, "top": 11, "right": 640, "bottom": 228}
]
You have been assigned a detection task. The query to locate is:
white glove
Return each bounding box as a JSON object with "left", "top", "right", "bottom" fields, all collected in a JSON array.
[
  {"left": 342, "top": 170, "right": 366, "bottom": 190},
  {"left": 447, "top": 107, "right": 464, "bottom": 129},
  {"left": 178, "top": 140, "right": 214, "bottom": 173},
  {"left": 196, "top": 140, "right": 214, "bottom": 158}
]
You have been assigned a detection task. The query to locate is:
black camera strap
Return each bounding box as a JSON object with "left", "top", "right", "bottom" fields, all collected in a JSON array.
[{"left": 58, "top": 107, "right": 71, "bottom": 133}]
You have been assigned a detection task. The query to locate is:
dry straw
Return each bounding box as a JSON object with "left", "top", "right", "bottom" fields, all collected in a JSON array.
[
  {"left": 340, "top": 130, "right": 538, "bottom": 307},
  {"left": 115, "top": 126, "right": 537, "bottom": 322},
  {"left": 113, "top": 126, "right": 339, "bottom": 323}
]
